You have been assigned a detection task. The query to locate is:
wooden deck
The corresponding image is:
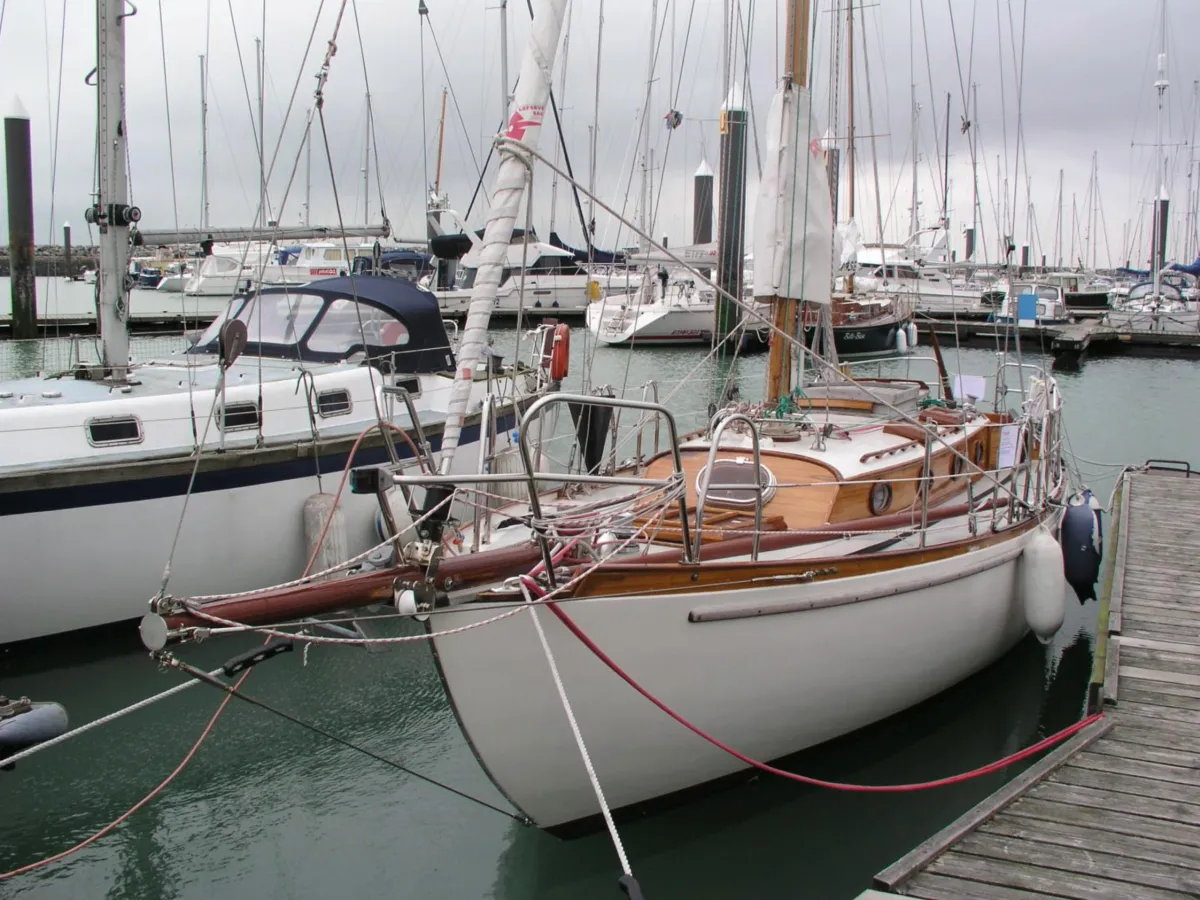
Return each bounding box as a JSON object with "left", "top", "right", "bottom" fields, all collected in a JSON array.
[{"left": 865, "top": 463, "right": 1200, "bottom": 900}]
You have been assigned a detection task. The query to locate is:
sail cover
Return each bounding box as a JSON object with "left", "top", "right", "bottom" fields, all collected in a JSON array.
[{"left": 752, "top": 83, "right": 833, "bottom": 305}]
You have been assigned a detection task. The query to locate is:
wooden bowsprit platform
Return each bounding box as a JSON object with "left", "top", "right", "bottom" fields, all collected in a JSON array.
[{"left": 863, "top": 462, "right": 1200, "bottom": 900}]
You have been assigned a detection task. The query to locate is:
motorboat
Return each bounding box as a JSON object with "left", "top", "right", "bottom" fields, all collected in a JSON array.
[
  {"left": 993, "top": 282, "right": 1072, "bottom": 326},
  {"left": 155, "top": 260, "right": 195, "bottom": 293},
  {"left": 433, "top": 229, "right": 642, "bottom": 318},
  {"left": 1038, "top": 272, "right": 1111, "bottom": 315},
  {"left": 183, "top": 242, "right": 309, "bottom": 297}
]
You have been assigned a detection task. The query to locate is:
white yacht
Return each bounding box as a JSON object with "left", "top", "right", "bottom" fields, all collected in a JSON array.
[
  {"left": 183, "top": 242, "right": 309, "bottom": 297},
  {"left": 588, "top": 273, "right": 717, "bottom": 346},
  {"left": 435, "top": 231, "right": 641, "bottom": 317}
]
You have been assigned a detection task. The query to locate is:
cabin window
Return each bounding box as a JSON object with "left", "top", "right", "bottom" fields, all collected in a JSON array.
[
  {"left": 393, "top": 376, "right": 421, "bottom": 398},
  {"left": 87, "top": 415, "right": 143, "bottom": 447},
  {"left": 317, "top": 389, "right": 352, "bottom": 417},
  {"left": 951, "top": 454, "right": 966, "bottom": 478},
  {"left": 973, "top": 441, "right": 985, "bottom": 466},
  {"left": 221, "top": 402, "right": 261, "bottom": 431},
  {"left": 869, "top": 481, "right": 892, "bottom": 515},
  {"left": 695, "top": 458, "right": 777, "bottom": 509},
  {"left": 323, "top": 249, "right": 344, "bottom": 261},
  {"left": 307, "top": 299, "right": 410, "bottom": 353}
]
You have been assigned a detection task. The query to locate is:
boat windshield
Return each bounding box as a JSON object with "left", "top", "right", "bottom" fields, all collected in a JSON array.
[
  {"left": 1128, "top": 282, "right": 1183, "bottom": 302},
  {"left": 188, "top": 293, "right": 324, "bottom": 352},
  {"left": 1013, "top": 284, "right": 1059, "bottom": 301},
  {"left": 190, "top": 290, "right": 418, "bottom": 361}
]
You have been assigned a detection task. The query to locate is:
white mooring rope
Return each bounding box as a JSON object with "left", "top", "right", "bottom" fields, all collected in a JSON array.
[{"left": 521, "top": 581, "right": 634, "bottom": 879}]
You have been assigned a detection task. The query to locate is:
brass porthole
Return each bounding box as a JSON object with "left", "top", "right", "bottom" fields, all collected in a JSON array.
[{"left": 869, "top": 481, "right": 892, "bottom": 515}]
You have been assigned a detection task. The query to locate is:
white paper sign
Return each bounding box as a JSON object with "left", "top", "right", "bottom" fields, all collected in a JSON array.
[
  {"left": 952, "top": 374, "right": 987, "bottom": 402},
  {"left": 997, "top": 424, "right": 1021, "bottom": 469}
]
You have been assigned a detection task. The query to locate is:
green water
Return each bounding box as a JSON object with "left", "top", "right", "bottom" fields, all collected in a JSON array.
[{"left": 1, "top": 338, "right": 1196, "bottom": 899}]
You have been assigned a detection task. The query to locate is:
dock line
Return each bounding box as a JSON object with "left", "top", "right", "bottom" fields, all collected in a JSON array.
[{"left": 537, "top": 588, "right": 1105, "bottom": 793}]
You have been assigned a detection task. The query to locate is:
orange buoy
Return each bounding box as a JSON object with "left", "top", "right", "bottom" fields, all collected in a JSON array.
[{"left": 549, "top": 323, "right": 570, "bottom": 381}]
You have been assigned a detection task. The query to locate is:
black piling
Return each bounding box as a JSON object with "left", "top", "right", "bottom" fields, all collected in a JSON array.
[
  {"left": 5, "top": 98, "right": 37, "bottom": 338},
  {"left": 1150, "top": 191, "right": 1170, "bottom": 273},
  {"left": 715, "top": 88, "right": 748, "bottom": 350},
  {"left": 693, "top": 159, "right": 713, "bottom": 278},
  {"left": 63, "top": 222, "right": 72, "bottom": 275},
  {"left": 692, "top": 159, "right": 713, "bottom": 245}
]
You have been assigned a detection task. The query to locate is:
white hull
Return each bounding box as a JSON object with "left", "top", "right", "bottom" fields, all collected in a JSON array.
[
  {"left": 183, "top": 266, "right": 310, "bottom": 297},
  {"left": 431, "top": 531, "right": 1036, "bottom": 829},
  {"left": 437, "top": 274, "right": 643, "bottom": 318},
  {"left": 127, "top": 291, "right": 230, "bottom": 322},
  {"left": 0, "top": 433, "right": 488, "bottom": 645},
  {"left": 587, "top": 300, "right": 715, "bottom": 346}
]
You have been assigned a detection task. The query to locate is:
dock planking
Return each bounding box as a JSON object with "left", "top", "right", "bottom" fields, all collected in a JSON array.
[{"left": 867, "top": 464, "right": 1200, "bottom": 900}]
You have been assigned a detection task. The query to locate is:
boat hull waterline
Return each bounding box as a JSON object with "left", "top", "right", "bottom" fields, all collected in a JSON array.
[{"left": 430, "top": 522, "right": 1048, "bottom": 830}]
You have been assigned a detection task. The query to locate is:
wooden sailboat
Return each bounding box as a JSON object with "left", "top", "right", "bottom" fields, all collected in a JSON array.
[{"left": 152, "top": 0, "right": 1077, "bottom": 834}]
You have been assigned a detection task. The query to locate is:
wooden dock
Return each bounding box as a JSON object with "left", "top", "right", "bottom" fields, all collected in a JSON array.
[
  {"left": 865, "top": 463, "right": 1200, "bottom": 900},
  {"left": 916, "top": 316, "right": 1200, "bottom": 364}
]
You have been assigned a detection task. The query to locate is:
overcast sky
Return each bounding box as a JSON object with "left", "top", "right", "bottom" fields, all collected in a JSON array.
[{"left": 2, "top": 0, "right": 1199, "bottom": 268}]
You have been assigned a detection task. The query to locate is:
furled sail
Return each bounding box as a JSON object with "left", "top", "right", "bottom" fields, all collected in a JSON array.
[
  {"left": 436, "top": 0, "right": 569, "bottom": 470},
  {"left": 751, "top": 82, "right": 834, "bottom": 305}
]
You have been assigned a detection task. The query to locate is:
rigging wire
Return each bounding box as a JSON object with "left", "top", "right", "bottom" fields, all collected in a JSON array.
[
  {"left": 262, "top": 0, "right": 327, "bottom": 190},
  {"left": 38, "top": 0, "right": 67, "bottom": 358},
  {"left": 424, "top": 11, "right": 485, "bottom": 184},
  {"left": 226, "top": 0, "right": 270, "bottom": 221},
  {"left": 419, "top": 5, "right": 430, "bottom": 201},
  {"left": 0, "top": 668, "right": 252, "bottom": 882},
  {"left": 157, "top": 0, "right": 182, "bottom": 266},
  {"left": 168, "top": 658, "right": 525, "bottom": 822},
  {"left": 916, "top": 0, "right": 944, "bottom": 217},
  {"left": 350, "top": 0, "right": 389, "bottom": 225}
]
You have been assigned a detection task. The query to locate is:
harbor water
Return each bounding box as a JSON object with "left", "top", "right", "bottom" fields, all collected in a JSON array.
[{"left": 2, "top": 278, "right": 1196, "bottom": 898}]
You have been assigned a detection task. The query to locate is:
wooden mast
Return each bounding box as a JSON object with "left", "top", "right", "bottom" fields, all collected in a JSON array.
[
  {"left": 765, "top": 0, "right": 812, "bottom": 404},
  {"left": 434, "top": 87, "right": 448, "bottom": 197}
]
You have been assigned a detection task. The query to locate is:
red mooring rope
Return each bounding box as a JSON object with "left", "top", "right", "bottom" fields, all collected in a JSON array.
[{"left": 528, "top": 582, "right": 1103, "bottom": 793}]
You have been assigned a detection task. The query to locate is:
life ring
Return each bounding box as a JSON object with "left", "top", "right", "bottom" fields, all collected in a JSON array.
[{"left": 549, "top": 323, "right": 570, "bottom": 381}]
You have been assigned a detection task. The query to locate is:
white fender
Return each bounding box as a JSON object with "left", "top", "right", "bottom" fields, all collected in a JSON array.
[
  {"left": 905, "top": 321, "right": 918, "bottom": 348},
  {"left": 1020, "top": 527, "right": 1067, "bottom": 642},
  {"left": 895, "top": 326, "right": 909, "bottom": 355},
  {"left": 303, "top": 493, "right": 348, "bottom": 581}
]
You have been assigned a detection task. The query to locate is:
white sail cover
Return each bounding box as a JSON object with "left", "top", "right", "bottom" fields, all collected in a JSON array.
[{"left": 752, "top": 83, "right": 834, "bottom": 305}]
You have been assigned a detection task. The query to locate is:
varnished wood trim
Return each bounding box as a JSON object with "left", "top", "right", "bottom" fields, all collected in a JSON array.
[{"left": 567, "top": 513, "right": 1042, "bottom": 599}]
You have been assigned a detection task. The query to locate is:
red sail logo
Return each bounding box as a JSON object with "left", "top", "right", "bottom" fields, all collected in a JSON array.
[{"left": 505, "top": 106, "right": 544, "bottom": 141}]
